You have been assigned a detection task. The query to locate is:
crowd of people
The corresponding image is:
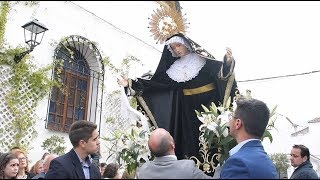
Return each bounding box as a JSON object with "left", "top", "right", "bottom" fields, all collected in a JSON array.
[
  {"left": 0, "top": 32, "right": 319, "bottom": 179},
  {"left": 0, "top": 99, "right": 318, "bottom": 179}
]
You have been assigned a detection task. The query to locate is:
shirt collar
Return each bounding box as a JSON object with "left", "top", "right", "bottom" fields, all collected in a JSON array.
[
  {"left": 74, "top": 149, "right": 92, "bottom": 167},
  {"left": 229, "top": 139, "right": 260, "bottom": 156},
  {"left": 154, "top": 154, "right": 178, "bottom": 161},
  {"left": 164, "top": 155, "right": 177, "bottom": 160}
]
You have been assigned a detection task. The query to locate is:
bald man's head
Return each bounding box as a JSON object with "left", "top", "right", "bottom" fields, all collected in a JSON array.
[
  {"left": 148, "top": 128, "right": 175, "bottom": 157},
  {"left": 43, "top": 153, "right": 58, "bottom": 173}
]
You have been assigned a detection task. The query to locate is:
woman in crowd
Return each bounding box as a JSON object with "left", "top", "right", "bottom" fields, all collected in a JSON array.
[
  {"left": 102, "top": 163, "right": 121, "bottom": 179},
  {"left": 0, "top": 153, "right": 19, "bottom": 179},
  {"left": 12, "top": 150, "right": 35, "bottom": 179},
  {"left": 29, "top": 160, "right": 44, "bottom": 175},
  {"left": 99, "top": 162, "right": 107, "bottom": 177}
]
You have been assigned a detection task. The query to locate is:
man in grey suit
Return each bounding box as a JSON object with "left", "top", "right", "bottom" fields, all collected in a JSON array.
[{"left": 136, "top": 128, "right": 212, "bottom": 179}]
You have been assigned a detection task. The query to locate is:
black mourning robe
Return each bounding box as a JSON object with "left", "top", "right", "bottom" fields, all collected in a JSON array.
[{"left": 129, "top": 33, "right": 238, "bottom": 170}]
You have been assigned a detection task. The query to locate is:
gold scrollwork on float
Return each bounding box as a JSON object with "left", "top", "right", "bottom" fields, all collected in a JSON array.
[{"left": 189, "top": 131, "right": 221, "bottom": 174}]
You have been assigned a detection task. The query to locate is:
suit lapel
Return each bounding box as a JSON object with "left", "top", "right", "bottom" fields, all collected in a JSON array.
[
  {"left": 70, "top": 149, "right": 86, "bottom": 179},
  {"left": 73, "top": 161, "right": 85, "bottom": 179},
  {"left": 89, "top": 164, "right": 98, "bottom": 179},
  {"left": 68, "top": 149, "right": 101, "bottom": 179}
]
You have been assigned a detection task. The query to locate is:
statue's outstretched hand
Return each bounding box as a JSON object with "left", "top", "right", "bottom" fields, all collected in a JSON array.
[
  {"left": 117, "top": 76, "right": 129, "bottom": 87},
  {"left": 225, "top": 47, "right": 234, "bottom": 64}
]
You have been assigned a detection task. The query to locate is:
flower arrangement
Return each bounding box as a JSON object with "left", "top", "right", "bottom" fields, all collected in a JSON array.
[
  {"left": 104, "top": 121, "right": 151, "bottom": 176},
  {"left": 194, "top": 97, "right": 236, "bottom": 169},
  {"left": 195, "top": 90, "right": 278, "bottom": 168},
  {"left": 117, "top": 125, "right": 151, "bottom": 175}
]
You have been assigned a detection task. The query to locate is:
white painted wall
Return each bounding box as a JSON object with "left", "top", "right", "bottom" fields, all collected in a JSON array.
[
  {"left": 4, "top": 1, "right": 161, "bottom": 164},
  {"left": 4, "top": 2, "right": 320, "bottom": 175}
]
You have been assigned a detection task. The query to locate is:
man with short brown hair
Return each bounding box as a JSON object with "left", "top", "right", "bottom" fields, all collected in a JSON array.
[
  {"left": 220, "top": 98, "right": 278, "bottom": 179},
  {"left": 45, "top": 120, "right": 101, "bottom": 179}
]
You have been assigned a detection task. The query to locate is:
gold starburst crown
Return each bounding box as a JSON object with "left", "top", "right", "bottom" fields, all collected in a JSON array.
[{"left": 148, "top": 7, "right": 189, "bottom": 44}]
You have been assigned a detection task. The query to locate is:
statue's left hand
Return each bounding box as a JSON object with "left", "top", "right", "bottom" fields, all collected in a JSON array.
[
  {"left": 117, "top": 75, "right": 129, "bottom": 87},
  {"left": 225, "top": 47, "right": 234, "bottom": 64}
]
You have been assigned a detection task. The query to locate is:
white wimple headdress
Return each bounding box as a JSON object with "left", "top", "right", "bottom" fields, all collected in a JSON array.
[{"left": 165, "top": 36, "right": 192, "bottom": 57}]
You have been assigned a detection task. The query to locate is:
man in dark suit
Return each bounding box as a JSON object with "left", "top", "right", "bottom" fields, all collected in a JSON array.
[
  {"left": 289, "top": 144, "right": 318, "bottom": 179},
  {"left": 220, "top": 98, "right": 278, "bottom": 179},
  {"left": 137, "top": 128, "right": 212, "bottom": 179},
  {"left": 45, "top": 120, "right": 101, "bottom": 179}
]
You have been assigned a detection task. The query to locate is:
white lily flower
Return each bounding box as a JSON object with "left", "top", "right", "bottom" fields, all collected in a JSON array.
[
  {"left": 197, "top": 115, "right": 207, "bottom": 131},
  {"left": 197, "top": 115, "right": 205, "bottom": 123},
  {"left": 138, "top": 147, "right": 151, "bottom": 162},
  {"left": 232, "top": 101, "right": 237, "bottom": 110},
  {"left": 137, "top": 154, "right": 149, "bottom": 163},
  {"left": 222, "top": 127, "right": 229, "bottom": 137},
  {"left": 213, "top": 127, "right": 220, "bottom": 138},
  {"left": 217, "top": 106, "right": 225, "bottom": 113},
  {"left": 198, "top": 114, "right": 218, "bottom": 131},
  {"left": 198, "top": 114, "right": 213, "bottom": 123},
  {"left": 217, "top": 111, "right": 231, "bottom": 124},
  {"left": 207, "top": 122, "right": 218, "bottom": 131}
]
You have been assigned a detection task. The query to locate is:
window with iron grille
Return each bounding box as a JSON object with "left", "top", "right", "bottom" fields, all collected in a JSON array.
[{"left": 46, "top": 35, "right": 104, "bottom": 133}]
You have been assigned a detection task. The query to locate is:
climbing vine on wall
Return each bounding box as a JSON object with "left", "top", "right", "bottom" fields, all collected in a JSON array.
[
  {"left": 0, "top": 1, "right": 60, "bottom": 151},
  {"left": 0, "top": 1, "right": 10, "bottom": 48},
  {"left": 0, "top": 46, "right": 61, "bottom": 150},
  {"left": 0, "top": 1, "right": 39, "bottom": 47},
  {"left": 41, "top": 135, "right": 66, "bottom": 155},
  {"left": 102, "top": 55, "right": 142, "bottom": 107}
]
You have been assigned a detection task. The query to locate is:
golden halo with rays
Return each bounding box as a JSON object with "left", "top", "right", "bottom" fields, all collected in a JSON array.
[{"left": 148, "top": 7, "right": 189, "bottom": 44}]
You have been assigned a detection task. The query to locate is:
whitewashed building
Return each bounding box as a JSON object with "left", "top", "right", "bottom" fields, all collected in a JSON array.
[
  {"left": 0, "top": 1, "right": 163, "bottom": 163},
  {"left": 1, "top": 1, "right": 320, "bottom": 178}
]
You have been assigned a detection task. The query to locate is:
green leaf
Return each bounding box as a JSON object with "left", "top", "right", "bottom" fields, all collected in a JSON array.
[
  {"left": 220, "top": 125, "right": 228, "bottom": 134},
  {"left": 114, "top": 131, "right": 122, "bottom": 139},
  {"left": 210, "top": 102, "right": 218, "bottom": 116},
  {"left": 128, "top": 134, "right": 134, "bottom": 141},
  {"left": 195, "top": 110, "right": 201, "bottom": 116},
  {"left": 139, "top": 130, "right": 147, "bottom": 138},
  {"left": 270, "top": 153, "right": 290, "bottom": 173},
  {"left": 268, "top": 115, "right": 277, "bottom": 129},
  {"left": 207, "top": 134, "right": 215, "bottom": 146},
  {"left": 131, "top": 128, "right": 139, "bottom": 137},
  {"left": 219, "top": 136, "right": 234, "bottom": 146},
  {"left": 262, "top": 130, "right": 273, "bottom": 143},
  {"left": 200, "top": 112, "right": 211, "bottom": 115},
  {"left": 201, "top": 104, "right": 210, "bottom": 113},
  {"left": 215, "top": 125, "right": 222, "bottom": 134},
  {"left": 269, "top": 105, "right": 278, "bottom": 117}
]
